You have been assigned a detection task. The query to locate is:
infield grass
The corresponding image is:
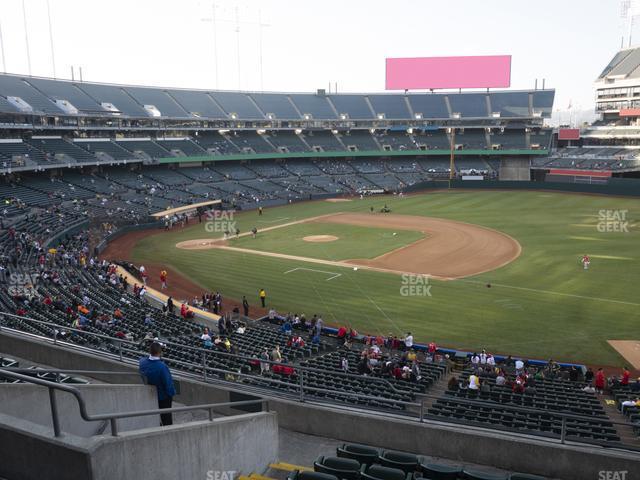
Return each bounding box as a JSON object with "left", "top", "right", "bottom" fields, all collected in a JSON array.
[{"left": 131, "top": 191, "right": 640, "bottom": 366}]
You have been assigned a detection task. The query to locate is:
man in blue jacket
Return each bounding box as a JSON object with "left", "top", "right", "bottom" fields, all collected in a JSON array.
[{"left": 139, "top": 342, "right": 176, "bottom": 426}]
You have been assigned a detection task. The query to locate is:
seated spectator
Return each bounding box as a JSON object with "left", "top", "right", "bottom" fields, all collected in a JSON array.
[
  {"left": 480, "top": 379, "right": 491, "bottom": 394},
  {"left": 448, "top": 376, "right": 459, "bottom": 391},
  {"left": 281, "top": 319, "right": 292, "bottom": 335},
  {"left": 495, "top": 371, "right": 507, "bottom": 386},
  {"left": 468, "top": 373, "right": 480, "bottom": 390},
  {"left": 512, "top": 374, "right": 526, "bottom": 394},
  {"left": 582, "top": 384, "right": 596, "bottom": 393},
  {"left": 621, "top": 397, "right": 640, "bottom": 413}
]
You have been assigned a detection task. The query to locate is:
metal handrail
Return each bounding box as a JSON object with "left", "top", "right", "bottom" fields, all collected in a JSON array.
[
  {"left": 2, "top": 313, "right": 639, "bottom": 451},
  {"left": 0, "top": 369, "right": 267, "bottom": 438}
]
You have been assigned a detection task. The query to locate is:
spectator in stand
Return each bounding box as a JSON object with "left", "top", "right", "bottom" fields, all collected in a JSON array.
[
  {"left": 495, "top": 370, "right": 507, "bottom": 386},
  {"left": 410, "top": 361, "right": 421, "bottom": 382},
  {"left": 621, "top": 366, "right": 631, "bottom": 386},
  {"left": 138, "top": 342, "right": 176, "bottom": 426},
  {"left": 257, "top": 349, "right": 270, "bottom": 374},
  {"left": 448, "top": 376, "right": 459, "bottom": 392},
  {"left": 271, "top": 345, "right": 282, "bottom": 363},
  {"left": 512, "top": 374, "right": 526, "bottom": 394},
  {"left": 569, "top": 366, "right": 579, "bottom": 382},
  {"left": 621, "top": 397, "right": 640, "bottom": 413},
  {"left": 595, "top": 368, "right": 606, "bottom": 394},
  {"left": 486, "top": 354, "right": 496, "bottom": 369},
  {"left": 242, "top": 296, "right": 249, "bottom": 317},
  {"left": 341, "top": 357, "right": 349, "bottom": 373},
  {"left": 468, "top": 373, "right": 480, "bottom": 390},
  {"left": 480, "top": 379, "right": 491, "bottom": 394},
  {"left": 281, "top": 318, "right": 292, "bottom": 335},
  {"left": 631, "top": 378, "right": 640, "bottom": 393},
  {"left": 404, "top": 332, "right": 413, "bottom": 351},
  {"left": 585, "top": 367, "right": 594, "bottom": 384}
]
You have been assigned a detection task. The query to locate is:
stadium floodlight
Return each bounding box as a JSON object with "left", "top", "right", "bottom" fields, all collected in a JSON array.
[
  {"left": 414, "top": 113, "right": 423, "bottom": 119},
  {"left": 230, "top": 113, "right": 238, "bottom": 119},
  {"left": 377, "top": 113, "right": 385, "bottom": 120},
  {"left": 257, "top": 129, "right": 266, "bottom": 135},
  {"left": 407, "top": 128, "right": 413, "bottom": 134},
  {"left": 331, "top": 129, "right": 339, "bottom": 134},
  {"left": 339, "top": 113, "right": 348, "bottom": 120},
  {"left": 303, "top": 114, "right": 311, "bottom": 120},
  {"left": 295, "top": 129, "right": 303, "bottom": 134}
]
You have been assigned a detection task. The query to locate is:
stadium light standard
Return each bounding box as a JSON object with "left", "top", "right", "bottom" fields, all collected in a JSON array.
[
  {"left": 201, "top": 2, "right": 220, "bottom": 89},
  {"left": 46, "top": 0, "right": 57, "bottom": 78},
  {"left": 0, "top": 21, "right": 6, "bottom": 73},
  {"left": 21, "top": 0, "right": 31, "bottom": 76}
]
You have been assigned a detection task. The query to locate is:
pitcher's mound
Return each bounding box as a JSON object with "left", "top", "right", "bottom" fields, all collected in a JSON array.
[
  {"left": 303, "top": 235, "right": 339, "bottom": 243},
  {"left": 326, "top": 198, "right": 352, "bottom": 203}
]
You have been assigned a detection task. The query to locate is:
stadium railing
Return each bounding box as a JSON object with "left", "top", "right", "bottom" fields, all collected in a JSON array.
[
  {"left": 1, "top": 312, "right": 638, "bottom": 452},
  {"left": 0, "top": 367, "right": 268, "bottom": 438}
]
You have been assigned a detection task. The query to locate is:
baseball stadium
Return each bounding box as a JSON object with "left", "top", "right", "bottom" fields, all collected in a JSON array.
[{"left": 1, "top": 1, "right": 640, "bottom": 480}]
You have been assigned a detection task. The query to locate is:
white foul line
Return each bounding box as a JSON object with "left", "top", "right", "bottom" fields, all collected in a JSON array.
[
  {"left": 284, "top": 267, "right": 342, "bottom": 281},
  {"left": 257, "top": 217, "right": 290, "bottom": 224}
]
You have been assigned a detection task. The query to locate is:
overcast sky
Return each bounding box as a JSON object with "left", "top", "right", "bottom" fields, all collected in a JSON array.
[{"left": 0, "top": 0, "right": 633, "bottom": 121}]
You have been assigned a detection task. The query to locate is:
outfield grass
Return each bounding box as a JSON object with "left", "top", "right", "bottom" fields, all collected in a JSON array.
[
  {"left": 229, "top": 222, "right": 424, "bottom": 260},
  {"left": 131, "top": 191, "right": 640, "bottom": 366}
]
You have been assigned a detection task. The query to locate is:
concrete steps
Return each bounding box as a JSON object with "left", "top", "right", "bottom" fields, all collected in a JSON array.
[{"left": 601, "top": 397, "right": 640, "bottom": 447}]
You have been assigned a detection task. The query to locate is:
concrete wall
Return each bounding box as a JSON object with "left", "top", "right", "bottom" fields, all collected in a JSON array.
[
  {"left": 0, "top": 384, "right": 159, "bottom": 436},
  {"left": 0, "top": 413, "right": 93, "bottom": 480},
  {"left": 0, "top": 411, "right": 278, "bottom": 480},
  {"left": 90, "top": 413, "right": 278, "bottom": 480},
  {"left": 267, "top": 399, "right": 640, "bottom": 480}
]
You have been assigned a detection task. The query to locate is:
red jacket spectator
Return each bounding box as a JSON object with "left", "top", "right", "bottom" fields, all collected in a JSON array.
[
  {"left": 595, "top": 369, "right": 606, "bottom": 390},
  {"left": 337, "top": 327, "right": 347, "bottom": 338},
  {"left": 622, "top": 368, "right": 630, "bottom": 386}
]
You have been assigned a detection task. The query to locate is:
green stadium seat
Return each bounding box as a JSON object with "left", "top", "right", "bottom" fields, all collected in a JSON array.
[
  {"left": 336, "top": 443, "right": 379, "bottom": 465},
  {"left": 419, "top": 462, "right": 463, "bottom": 479},
  {"left": 379, "top": 450, "right": 419, "bottom": 473},
  {"left": 313, "top": 456, "right": 360, "bottom": 480},
  {"left": 463, "top": 469, "right": 509, "bottom": 480},
  {"left": 287, "top": 470, "right": 338, "bottom": 480},
  {"left": 360, "top": 464, "right": 412, "bottom": 480}
]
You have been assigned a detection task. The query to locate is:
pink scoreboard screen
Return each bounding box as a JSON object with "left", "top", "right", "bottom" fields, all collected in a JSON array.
[{"left": 385, "top": 55, "right": 512, "bottom": 90}]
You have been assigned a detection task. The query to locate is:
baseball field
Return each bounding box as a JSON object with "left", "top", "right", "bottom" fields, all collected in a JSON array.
[{"left": 119, "top": 190, "right": 640, "bottom": 367}]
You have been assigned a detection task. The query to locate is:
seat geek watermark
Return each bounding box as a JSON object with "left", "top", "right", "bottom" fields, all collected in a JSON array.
[
  {"left": 7, "top": 272, "right": 39, "bottom": 297},
  {"left": 400, "top": 274, "right": 432, "bottom": 297},
  {"left": 598, "top": 471, "right": 628, "bottom": 480},
  {"left": 597, "top": 209, "right": 629, "bottom": 233},
  {"left": 204, "top": 210, "right": 238, "bottom": 235},
  {"left": 205, "top": 471, "right": 236, "bottom": 480}
]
